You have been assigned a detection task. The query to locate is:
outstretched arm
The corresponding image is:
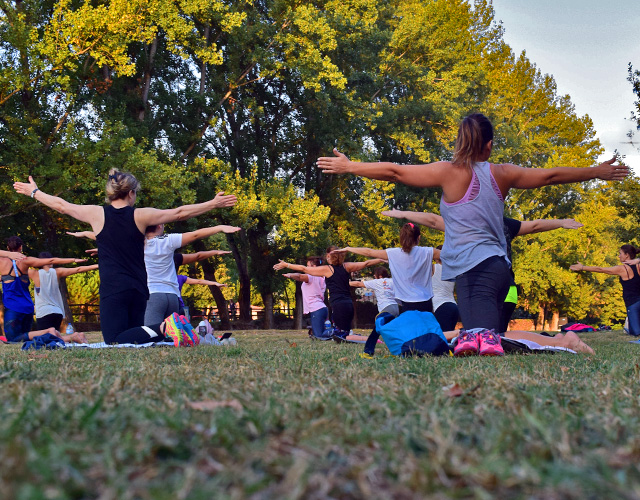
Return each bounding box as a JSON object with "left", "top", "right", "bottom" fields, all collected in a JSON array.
[
  {"left": 282, "top": 273, "right": 310, "bottom": 283},
  {"left": 23, "top": 256, "right": 87, "bottom": 268},
  {"left": 570, "top": 262, "right": 626, "bottom": 276},
  {"left": 349, "top": 280, "right": 365, "bottom": 288},
  {"left": 497, "top": 157, "right": 628, "bottom": 190},
  {"left": 180, "top": 225, "right": 241, "bottom": 247},
  {"left": 67, "top": 231, "right": 97, "bottom": 241},
  {"left": 179, "top": 250, "right": 231, "bottom": 265},
  {"left": 317, "top": 149, "right": 449, "bottom": 188},
  {"left": 345, "top": 258, "right": 387, "bottom": 272},
  {"left": 517, "top": 218, "right": 583, "bottom": 236},
  {"left": 274, "top": 261, "right": 332, "bottom": 278},
  {"left": 382, "top": 210, "right": 445, "bottom": 232},
  {"left": 184, "top": 278, "right": 227, "bottom": 287},
  {"left": 334, "top": 247, "right": 388, "bottom": 260},
  {"left": 0, "top": 250, "right": 26, "bottom": 261},
  {"left": 56, "top": 264, "right": 99, "bottom": 278},
  {"left": 14, "top": 177, "right": 103, "bottom": 229},
  {"left": 134, "top": 192, "right": 237, "bottom": 231}
]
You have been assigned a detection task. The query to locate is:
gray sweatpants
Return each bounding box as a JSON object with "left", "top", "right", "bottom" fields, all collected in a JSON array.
[{"left": 144, "top": 293, "right": 180, "bottom": 326}]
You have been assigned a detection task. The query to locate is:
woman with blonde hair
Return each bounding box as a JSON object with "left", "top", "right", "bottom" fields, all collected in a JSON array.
[
  {"left": 14, "top": 170, "right": 236, "bottom": 344},
  {"left": 318, "top": 113, "right": 627, "bottom": 356},
  {"left": 274, "top": 247, "right": 385, "bottom": 341}
]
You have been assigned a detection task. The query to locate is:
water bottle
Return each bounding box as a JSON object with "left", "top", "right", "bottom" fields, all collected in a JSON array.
[
  {"left": 324, "top": 319, "right": 332, "bottom": 335},
  {"left": 65, "top": 323, "right": 74, "bottom": 335}
]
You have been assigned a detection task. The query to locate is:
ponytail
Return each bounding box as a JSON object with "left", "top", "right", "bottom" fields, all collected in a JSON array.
[
  {"left": 452, "top": 113, "right": 494, "bottom": 169},
  {"left": 399, "top": 223, "right": 420, "bottom": 253},
  {"left": 621, "top": 244, "right": 640, "bottom": 260}
]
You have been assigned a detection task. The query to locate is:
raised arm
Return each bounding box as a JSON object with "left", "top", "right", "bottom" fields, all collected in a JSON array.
[
  {"left": 345, "top": 258, "right": 387, "bottom": 272},
  {"left": 382, "top": 210, "right": 445, "bottom": 232},
  {"left": 134, "top": 192, "right": 237, "bottom": 231},
  {"left": 179, "top": 250, "right": 231, "bottom": 265},
  {"left": 335, "top": 247, "right": 388, "bottom": 260},
  {"left": 66, "top": 231, "right": 97, "bottom": 241},
  {"left": 180, "top": 225, "right": 241, "bottom": 247},
  {"left": 14, "top": 177, "right": 103, "bottom": 229},
  {"left": 274, "top": 260, "right": 333, "bottom": 278},
  {"left": 569, "top": 262, "right": 626, "bottom": 277},
  {"left": 317, "top": 149, "right": 449, "bottom": 188},
  {"left": 184, "top": 278, "right": 227, "bottom": 287},
  {"left": 282, "top": 273, "right": 310, "bottom": 283},
  {"left": 56, "top": 264, "right": 99, "bottom": 278},
  {"left": 496, "top": 157, "right": 628, "bottom": 190},
  {"left": 518, "top": 218, "right": 583, "bottom": 236}
]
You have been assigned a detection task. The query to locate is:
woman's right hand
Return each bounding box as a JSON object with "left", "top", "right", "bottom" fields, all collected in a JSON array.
[
  {"left": 381, "top": 209, "right": 403, "bottom": 219},
  {"left": 218, "top": 225, "right": 241, "bottom": 234},
  {"left": 8, "top": 252, "right": 26, "bottom": 261},
  {"left": 317, "top": 149, "right": 351, "bottom": 174},
  {"left": 594, "top": 156, "right": 629, "bottom": 181},
  {"left": 212, "top": 192, "right": 238, "bottom": 208},
  {"left": 273, "top": 260, "right": 289, "bottom": 271},
  {"left": 569, "top": 262, "right": 583, "bottom": 271},
  {"left": 13, "top": 176, "right": 39, "bottom": 197}
]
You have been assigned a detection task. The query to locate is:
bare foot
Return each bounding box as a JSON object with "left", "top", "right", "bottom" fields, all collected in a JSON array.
[
  {"left": 67, "top": 331, "right": 88, "bottom": 343},
  {"left": 556, "top": 332, "right": 595, "bottom": 354}
]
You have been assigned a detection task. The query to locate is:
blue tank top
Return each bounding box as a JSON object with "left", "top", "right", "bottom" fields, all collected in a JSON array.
[
  {"left": 1, "top": 260, "right": 34, "bottom": 314},
  {"left": 439, "top": 161, "right": 508, "bottom": 281}
]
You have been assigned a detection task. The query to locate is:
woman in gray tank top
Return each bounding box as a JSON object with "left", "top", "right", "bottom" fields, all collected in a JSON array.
[{"left": 318, "top": 113, "right": 627, "bottom": 352}]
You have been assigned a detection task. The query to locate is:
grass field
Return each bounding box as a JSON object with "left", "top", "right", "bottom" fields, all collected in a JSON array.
[{"left": 1, "top": 329, "right": 639, "bottom": 499}]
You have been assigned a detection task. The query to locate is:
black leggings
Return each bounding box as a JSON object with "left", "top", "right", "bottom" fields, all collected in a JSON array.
[
  {"left": 434, "top": 302, "right": 460, "bottom": 332},
  {"left": 100, "top": 289, "right": 148, "bottom": 344},
  {"left": 109, "top": 323, "right": 166, "bottom": 344},
  {"left": 500, "top": 301, "right": 517, "bottom": 333},
  {"left": 455, "top": 256, "right": 511, "bottom": 332},
  {"left": 36, "top": 313, "right": 63, "bottom": 331},
  {"left": 330, "top": 300, "right": 354, "bottom": 332},
  {"left": 398, "top": 299, "right": 433, "bottom": 314}
]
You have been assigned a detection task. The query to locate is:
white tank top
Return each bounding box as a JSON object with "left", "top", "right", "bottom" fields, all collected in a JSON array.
[{"left": 34, "top": 268, "right": 64, "bottom": 318}]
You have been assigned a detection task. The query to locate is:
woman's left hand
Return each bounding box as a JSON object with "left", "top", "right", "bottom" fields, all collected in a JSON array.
[
  {"left": 13, "top": 176, "right": 38, "bottom": 197},
  {"left": 317, "top": 149, "right": 351, "bottom": 174},
  {"left": 273, "top": 260, "right": 288, "bottom": 271},
  {"left": 569, "top": 262, "right": 583, "bottom": 271}
]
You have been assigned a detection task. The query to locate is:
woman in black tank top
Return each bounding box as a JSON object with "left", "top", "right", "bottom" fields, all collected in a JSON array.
[
  {"left": 570, "top": 244, "right": 640, "bottom": 336},
  {"left": 274, "top": 246, "right": 386, "bottom": 340},
  {"left": 14, "top": 171, "right": 237, "bottom": 344}
]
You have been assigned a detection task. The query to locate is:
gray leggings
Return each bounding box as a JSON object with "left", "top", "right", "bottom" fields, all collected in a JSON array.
[{"left": 144, "top": 293, "right": 180, "bottom": 325}]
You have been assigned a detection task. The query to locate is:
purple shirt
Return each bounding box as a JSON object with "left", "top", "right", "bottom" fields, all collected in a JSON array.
[
  {"left": 302, "top": 275, "right": 327, "bottom": 314},
  {"left": 177, "top": 274, "right": 188, "bottom": 308}
]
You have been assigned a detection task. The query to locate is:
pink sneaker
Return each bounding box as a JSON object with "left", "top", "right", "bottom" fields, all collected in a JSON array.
[
  {"left": 453, "top": 330, "right": 479, "bottom": 356},
  {"left": 478, "top": 329, "right": 504, "bottom": 356}
]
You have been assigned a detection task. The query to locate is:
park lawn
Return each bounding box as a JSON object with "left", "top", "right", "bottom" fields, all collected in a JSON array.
[{"left": 0, "top": 329, "right": 639, "bottom": 499}]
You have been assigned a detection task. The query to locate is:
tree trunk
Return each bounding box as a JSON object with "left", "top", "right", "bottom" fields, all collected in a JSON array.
[
  {"left": 138, "top": 38, "right": 158, "bottom": 121},
  {"left": 261, "top": 292, "right": 273, "bottom": 329},
  {"left": 549, "top": 310, "right": 560, "bottom": 332},
  {"left": 226, "top": 234, "right": 252, "bottom": 322},
  {"left": 535, "top": 305, "right": 545, "bottom": 331},
  {"left": 293, "top": 281, "right": 303, "bottom": 329},
  {"left": 190, "top": 240, "right": 230, "bottom": 329}
]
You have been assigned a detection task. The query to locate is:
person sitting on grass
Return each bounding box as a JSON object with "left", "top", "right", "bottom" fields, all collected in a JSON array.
[
  {"left": 350, "top": 266, "right": 398, "bottom": 356},
  {"left": 570, "top": 244, "right": 640, "bottom": 337},
  {"left": 282, "top": 256, "right": 330, "bottom": 340},
  {"left": 274, "top": 247, "right": 386, "bottom": 342}
]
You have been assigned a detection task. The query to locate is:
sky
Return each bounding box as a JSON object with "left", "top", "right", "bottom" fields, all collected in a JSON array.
[{"left": 490, "top": 0, "right": 640, "bottom": 171}]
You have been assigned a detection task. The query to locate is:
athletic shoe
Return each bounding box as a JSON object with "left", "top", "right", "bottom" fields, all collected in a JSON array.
[
  {"left": 478, "top": 329, "right": 504, "bottom": 356},
  {"left": 179, "top": 315, "right": 200, "bottom": 346},
  {"left": 453, "top": 329, "right": 479, "bottom": 356},
  {"left": 331, "top": 330, "right": 348, "bottom": 343},
  {"left": 359, "top": 353, "right": 374, "bottom": 360},
  {"left": 164, "top": 314, "right": 186, "bottom": 347}
]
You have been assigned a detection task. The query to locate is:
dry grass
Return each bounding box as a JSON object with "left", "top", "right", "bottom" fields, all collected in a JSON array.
[{"left": 1, "top": 329, "right": 639, "bottom": 499}]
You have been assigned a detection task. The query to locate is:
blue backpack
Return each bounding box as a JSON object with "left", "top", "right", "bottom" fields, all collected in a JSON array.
[{"left": 375, "top": 311, "right": 450, "bottom": 357}]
